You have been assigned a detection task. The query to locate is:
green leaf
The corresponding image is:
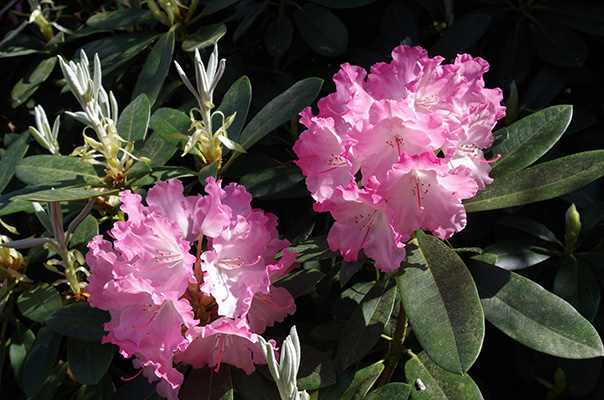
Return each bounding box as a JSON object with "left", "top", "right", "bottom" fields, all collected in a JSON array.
[
  {"left": 237, "top": 78, "right": 323, "bottom": 150},
  {"left": 23, "top": 326, "right": 62, "bottom": 396},
  {"left": 10, "top": 186, "right": 119, "bottom": 202},
  {"left": 468, "top": 260, "right": 604, "bottom": 358},
  {"left": 553, "top": 256, "right": 601, "bottom": 321},
  {"left": 117, "top": 94, "right": 151, "bottom": 142},
  {"left": 396, "top": 235, "right": 484, "bottom": 374},
  {"left": 86, "top": 8, "right": 155, "bottom": 29},
  {"left": 46, "top": 302, "right": 110, "bottom": 341},
  {"left": 464, "top": 150, "right": 604, "bottom": 212},
  {"left": 310, "top": 0, "right": 377, "bottom": 8},
  {"left": 199, "top": 160, "right": 218, "bottom": 185},
  {"left": 366, "top": 383, "right": 411, "bottom": 400},
  {"left": 9, "top": 323, "right": 35, "bottom": 390},
  {"left": 29, "top": 362, "right": 68, "bottom": 400},
  {"left": 286, "top": 236, "right": 338, "bottom": 263},
  {"left": 404, "top": 352, "right": 483, "bottom": 400},
  {"left": 231, "top": 368, "right": 280, "bottom": 400},
  {"left": 0, "top": 131, "right": 30, "bottom": 193},
  {"left": 264, "top": 16, "right": 293, "bottom": 58},
  {"left": 490, "top": 105, "right": 573, "bottom": 178},
  {"left": 429, "top": 13, "right": 491, "bottom": 60},
  {"left": 544, "top": 2, "right": 604, "bottom": 35},
  {"left": 294, "top": 4, "right": 348, "bottom": 56},
  {"left": 74, "top": 373, "right": 116, "bottom": 400},
  {"left": 215, "top": 76, "right": 252, "bottom": 143},
  {"left": 111, "top": 374, "right": 161, "bottom": 400},
  {"left": 15, "top": 155, "right": 101, "bottom": 186},
  {"left": 69, "top": 214, "right": 99, "bottom": 250},
  {"left": 239, "top": 165, "right": 305, "bottom": 198},
  {"left": 381, "top": 2, "right": 418, "bottom": 52},
  {"left": 297, "top": 344, "right": 337, "bottom": 391},
  {"left": 67, "top": 338, "right": 115, "bottom": 385},
  {"left": 11, "top": 57, "right": 56, "bottom": 108},
  {"left": 133, "top": 132, "right": 178, "bottom": 168},
  {"left": 149, "top": 107, "right": 191, "bottom": 150},
  {"left": 495, "top": 216, "right": 560, "bottom": 243},
  {"left": 128, "top": 166, "right": 196, "bottom": 188},
  {"left": 332, "top": 282, "right": 374, "bottom": 320},
  {"left": 182, "top": 23, "right": 227, "bottom": 52},
  {"left": 78, "top": 32, "right": 156, "bottom": 75},
  {"left": 201, "top": 0, "right": 239, "bottom": 17},
  {"left": 17, "top": 283, "right": 62, "bottom": 323},
  {"left": 181, "top": 366, "right": 233, "bottom": 400},
  {"left": 340, "top": 362, "right": 385, "bottom": 400},
  {"left": 132, "top": 31, "right": 175, "bottom": 106},
  {"left": 233, "top": 1, "right": 269, "bottom": 42},
  {"left": 338, "top": 279, "right": 397, "bottom": 368},
  {"left": 528, "top": 16, "right": 588, "bottom": 67},
  {"left": 483, "top": 240, "right": 551, "bottom": 271},
  {"left": 274, "top": 268, "right": 325, "bottom": 298}
]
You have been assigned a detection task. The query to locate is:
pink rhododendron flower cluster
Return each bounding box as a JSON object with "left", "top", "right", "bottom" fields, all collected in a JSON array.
[
  {"left": 294, "top": 45, "right": 506, "bottom": 272},
  {"left": 86, "top": 178, "right": 297, "bottom": 400}
]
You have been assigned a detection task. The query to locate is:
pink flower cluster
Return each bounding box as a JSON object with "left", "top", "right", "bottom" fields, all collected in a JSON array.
[
  {"left": 294, "top": 45, "right": 505, "bottom": 272},
  {"left": 86, "top": 178, "right": 296, "bottom": 400}
]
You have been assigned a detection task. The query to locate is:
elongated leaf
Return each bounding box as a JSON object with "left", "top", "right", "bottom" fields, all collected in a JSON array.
[
  {"left": 15, "top": 155, "right": 101, "bottom": 186},
  {"left": 464, "top": 150, "right": 604, "bottom": 212},
  {"left": 75, "top": 374, "right": 116, "bottom": 400},
  {"left": 131, "top": 31, "right": 175, "bottom": 106},
  {"left": 338, "top": 279, "right": 397, "bottom": 368},
  {"left": 23, "top": 326, "right": 61, "bottom": 396},
  {"left": 284, "top": 236, "right": 337, "bottom": 263},
  {"left": 274, "top": 268, "right": 325, "bottom": 298},
  {"left": 117, "top": 94, "right": 150, "bottom": 142},
  {"left": 86, "top": 8, "right": 155, "bottom": 29},
  {"left": 381, "top": 2, "right": 418, "bottom": 51},
  {"left": 46, "top": 302, "right": 110, "bottom": 341},
  {"left": 294, "top": 4, "right": 348, "bottom": 56},
  {"left": 182, "top": 23, "right": 226, "bottom": 52},
  {"left": 29, "top": 362, "right": 68, "bottom": 400},
  {"left": 553, "top": 256, "right": 601, "bottom": 321},
  {"left": 11, "top": 186, "right": 119, "bottom": 202},
  {"left": 231, "top": 368, "right": 280, "bottom": 400},
  {"left": 528, "top": 16, "right": 587, "bottom": 67},
  {"left": 11, "top": 57, "right": 56, "bottom": 107},
  {"left": 149, "top": 107, "right": 190, "bottom": 150},
  {"left": 9, "top": 323, "right": 35, "bottom": 390},
  {"left": 495, "top": 216, "right": 559, "bottom": 243},
  {"left": 0, "top": 131, "right": 30, "bottom": 193},
  {"left": 490, "top": 105, "right": 572, "bottom": 178},
  {"left": 495, "top": 23, "right": 532, "bottom": 87},
  {"left": 340, "top": 362, "right": 384, "bottom": 400},
  {"left": 265, "top": 16, "right": 293, "bottom": 58},
  {"left": 78, "top": 32, "right": 156, "bottom": 74},
  {"left": 233, "top": 1, "right": 269, "bottom": 42},
  {"left": 215, "top": 76, "right": 252, "bottom": 142},
  {"left": 237, "top": 78, "right": 322, "bottom": 150},
  {"left": 396, "top": 235, "right": 484, "bottom": 374},
  {"left": 133, "top": 132, "right": 178, "bottom": 168},
  {"left": 180, "top": 367, "right": 233, "bottom": 400},
  {"left": 68, "top": 338, "right": 115, "bottom": 385},
  {"left": 468, "top": 261, "right": 604, "bottom": 358},
  {"left": 297, "top": 344, "right": 336, "bottom": 391},
  {"left": 404, "top": 352, "right": 483, "bottom": 400},
  {"left": 240, "top": 165, "right": 305, "bottom": 198},
  {"left": 17, "top": 283, "right": 61, "bottom": 323},
  {"left": 70, "top": 214, "right": 99, "bottom": 250},
  {"left": 430, "top": 13, "right": 491, "bottom": 60},
  {"left": 483, "top": 240, "right": 551, "bottom": 271},
  {"left": 544, "top": 2, "right": 604, "bottom": 35},
  {"left": 366, "top": 383, "right": 411, "bottom": 400},
  {"left": 310, "top": 0, "right": 377, "bottom": 8}
]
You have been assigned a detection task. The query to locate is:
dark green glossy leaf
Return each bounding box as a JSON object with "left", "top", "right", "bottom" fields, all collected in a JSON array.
[
  {"left": 133, "top": 132, "right": 178, "bottom": 168},
  {"left": 231, "top": 368, "right": 280, "bottom": 400},
  {"left": 117, "top": 93, "right": 150, "bottom": 142},
  {"left": 86, "top": 8, "right": 155, "bottom": 29},
  {"left": 128, "top": 166, "right": 196, "bottom": 188},
  {"left": 181, "top": 366, "right": 233, "bottom": 400},
  {"left": 340, "top": 258, "right": 364, "bottom": 287},
  {"left": 396, "top": 235, "right": 484, "bottom": 374},
  {"left": 468, "top": 261, "right": 604, "bottom": 358},
  {"left": 132, "top": 31, "right": 175, "bottom": 106},
  {"left": 11, "top": 57, "right": 56, "bottom": 107},
  {"left": 78, "top": 32, "right": 156, "bottom": 74},
  {"left": 215, "top": 76, "right": 252, "bottom": 143},
  {"left": 149, "top": 107, "right": 190, "bottom": 150},
  {"left": 69, "top": 214, "right": 99, "bottom": 250},
  {"left": 67, "top": 338, "right": 115, "bottom": 385},
  {"left": 182, "top": 23, "right": 226, "bottom": 52},
  {"left": 317, "top": 362, "right": 356, "bottom": 400},
  {"left": 579, "top": 201, "right": 604, "bottom": 238},
  {"left": 274, "top": 268, "right": 325, "bottom": 298},
  {"left": 340, "top": 362, "right": 384, "bottom": 400},
  {"left": 404, "top": 352, "right": 483, "bottom": 400},
  {"left": 46, "top": 302, "right": 110, "bottom": 341},
  {"left": 366, "top": 383, "right": 411, "bottom": 400},
  {"left": 520, "top": 67, "right": 567, "bottom": 111},
  {"left": 338, "top": 279, "right": 397, "bottom": 368},
  {"left": 543, "top": 2, "right": 604, "bottom": 36},
  {"left": 490, "top": 105, "right": 573, "bottom": 178},
  {"left": 9, "top": 323, "right": 35, "bottom": 390},
  {"left": 553, "top": 256, "right": 601, "bottom": 321},
  {"left": 430, "top": 13, "right": 491, "bottom": 60},
  {"left": 310, "top": 0, "right": 377, "bottom": 8},
  {"left": 297, "top": 344, "right": 336, "bottom": 391},
  {"left": 233, "top": 1, "right": 269, "bottom": 42},
  {"left": 265, "top": 16, "right": 293, "bottom": 58},
  {"left": 239, "top": 165, "right": 305, "bottom": 198},
  {"left": 381, "top": 1, "right": 418, "bottom": 50},
  {"left": 332, "top": 281, "right": 374, "bottom": 320},
  {"left": 528, "top": 16, "right": 587, "bottom": 67},
  {"left": 495, "top": 216, "right": 559, "bottom": 243},
  {"left": 11, "top": 186, "right": 119, "bottom": 202},
  {"left": 23, "top": 326, "right": 61, "bottom": 396},
  {"left": 464, "top": 150, "right": 604, "bottom": 212},
  {"left": 237, "top": 78, "right": 323, "bottom": 150},
  {"left": 286, "top": 236, "right": 337, "bottom": 263},
  {"left": 29, "top": 362, "right": 68, "bottom": 400},
  {"left": 74, "top": 373, "right": 116, "bottom": 400},
  {"left": 483, "top": 240, "right": 551, "bottom": 271},
  {"left": 294, "top": 4, "right": 348, "bottom": 56},
  {"left": 16, "top": 155, "right": 101, "bottom": 186},
  {"left": 201, "top": 0, "right": 239, "bottom": 17},
  {"left": 0, "top": 131, "right": 30, "bottom": 193},
  {"left": 199, "top": 161, "right": 218, "bottom": 185},
  {"left": 17, "top": 283, "right": 61, "bottom": 323}
]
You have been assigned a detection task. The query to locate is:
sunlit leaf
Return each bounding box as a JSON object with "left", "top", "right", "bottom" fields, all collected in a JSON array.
[
  {"left": 17, "top": 283, "right": 61, "bottom": 323},
  {"left": 182, "top": 23, "right": 226, "bottom": 52},
  {"left": 86, "top": 9, "right": 155, "bottom": 29},
  {"left": 117, "top": 93, "right": 150, "bottom": 142},
  {"left": 483, "top": 240, "right": 551, "bottom": 271},
  {"left": 15, "top": 155, "right": 101, "bottom": 186},
  {"left": 11, "top": 186, "right": 119, "bottom": 202},
  {"left": 23, "top": 326, "right": 61, "bottom": 396},
  {"left": 215, "top": 76, "right": 252, "bottom": 143},
  {"left": 131, "top": 32, "right": 175, "bottom": 106},
  {"left": 239, "top": 165, "right": 305, "bottom": 198},
  {"left": 297, "top": 344, "right": 336, "bottom": 391},
  {"left": 340, "top": 362, "right": 384, "bottom": 400},
  {"left": 366, "top": 382, "right": 411, "bottom": 400},
  {"left": 11, "top": 57, "right": 56, "bottom": 108},
  {"left": 77, "top": 32, "right": 156, "bottom": 74},
  {"left": 0, "top": 131, "right": 30, "bottom": 193}
]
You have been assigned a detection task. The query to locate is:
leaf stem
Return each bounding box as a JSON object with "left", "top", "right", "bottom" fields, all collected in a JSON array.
[{"left": 376, "top": 301, "right": 408, "bottom": 387}]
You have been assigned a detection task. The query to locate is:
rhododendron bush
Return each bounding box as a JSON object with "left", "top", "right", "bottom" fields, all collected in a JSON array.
[{"left": 2, "top": 2, "right": 604, "bottom": 399}]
